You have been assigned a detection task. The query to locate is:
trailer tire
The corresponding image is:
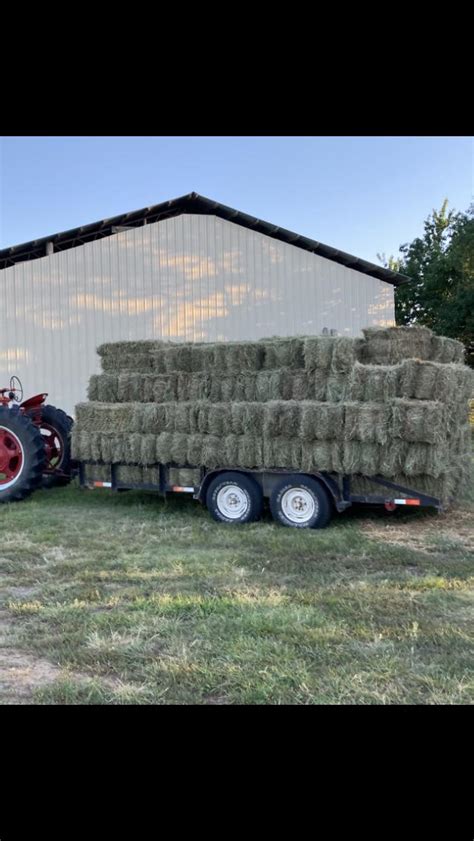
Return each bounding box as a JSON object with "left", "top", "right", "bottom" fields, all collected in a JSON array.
[
  {"left": 206, "top": 472, "right": 263, "bottom": 524},
  {"left": 0, "top": 407, "right": 45, "bottom": 503},
  {"left": 270, "top": 475, "right": 331, "bottom": 529},
  {"left": 27, "top": 405, "right": 73, "bottom": 488}
]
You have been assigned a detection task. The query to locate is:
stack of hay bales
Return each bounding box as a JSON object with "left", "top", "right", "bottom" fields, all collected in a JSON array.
[{"left": 73, "top": 326, "right": 473, "bottom": 503}]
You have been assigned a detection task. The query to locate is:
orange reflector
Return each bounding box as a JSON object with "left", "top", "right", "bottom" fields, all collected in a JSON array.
[{"left": 393, "top": 498, "right": 420, "bottom": 506}]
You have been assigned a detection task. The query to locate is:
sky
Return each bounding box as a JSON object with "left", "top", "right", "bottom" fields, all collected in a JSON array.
[{"left": 0, "top": 136, "right": 472, "bottom": 265}]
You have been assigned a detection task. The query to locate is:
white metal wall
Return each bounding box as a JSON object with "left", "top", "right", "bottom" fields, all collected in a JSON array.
[{"left": 0, "top": 214, "right": 395, "bottom": 415}]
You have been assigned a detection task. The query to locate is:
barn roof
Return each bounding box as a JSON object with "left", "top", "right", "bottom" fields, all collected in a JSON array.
[{"left": 0, "top": 191, "right": 410, "bottom": 284}]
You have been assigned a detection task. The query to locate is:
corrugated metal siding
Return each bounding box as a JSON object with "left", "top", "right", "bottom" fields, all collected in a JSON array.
[{"left": 0, "top": 214, "right": 394, "bottom": 414}]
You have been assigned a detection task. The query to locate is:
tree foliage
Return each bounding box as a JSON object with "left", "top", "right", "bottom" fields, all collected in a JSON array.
[{"left": 380, "top": 200, "right": 474, "bottom": 367}]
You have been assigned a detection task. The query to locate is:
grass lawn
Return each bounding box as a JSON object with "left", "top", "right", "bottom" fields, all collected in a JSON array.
[{"left": 0, "top": 465, "right": 473, "bottom": 704}]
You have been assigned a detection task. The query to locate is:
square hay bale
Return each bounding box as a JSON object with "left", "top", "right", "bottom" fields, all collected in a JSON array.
[
  {"left": 291, "top": 371, "right": 312, "bottom": 401},
  {"left": 168, "top": 467, "right": 201, "bottom": 486},
  {"left": 170, "top": 433, "right": 189, "bottom": 464},
  {"left": 391, "top": 399, "right": 445, "bottom": 445},
  {"left": 264, "top": 437, "right": 303, "bottom": 469},
  {"left": 342, "top": 441, "right": 380, "bottom": 475},
  {"left": 240, "top": 435, "right": 264, "bottom": 468},
  {"left": 361, "top": 326, "right": 434, "bottom": 365},
  {"left": 343, "top": 403, "right": 391, "bottom": 445},
  {"left": 223, "top": 342, "right": 265, "bottom": 373},
  {"left": 401, "top": 442, "right": 448, "bottom": 478},
  {"left": 103, "top": 353, "right": 154, "bottom": 374},
  {"left": 312, "top": 370, "right": 329, "bottom": 401},
  {"left": 300, "top": 441, "right": 334, "bottom": 472},
  {"left": 326, "top": 373, "right": 349, "bottom": 403},
  {"left": 300, "top": 403, "right": 344, "bottom": 441},
  {"left": 140, "top": 434, "right": 157, "bottom": 464},
  {"left": 348, "top": 362, "right": 400, "bottom": 402},
  {"left": 208, "top": 404, "right": 232, "bottom": 437},
  {"left": 87, "top": 375, "right": 102, "bottom": 402},
  {"left": 202, "top": 435, "right": 224, "bottom": 468},
  {"left": 187, "top": 434, "right": 204, "bottom": 466},
  {"left": 189, "top": 344, "right": 212, "bottom": 372},
  {"left": 263, "top": 401, "right": 301, "bottom": 438},
  {"left": 139, "top": 403, "right": 167, "bottom": 433},
  {"left": 330, "top": 337, "right": 357, "bottom": 373},
  {"left": 238, "top": 373, "right": 256, "bottom": 402},
  {"left": 430, "top": 334, "right": 465, "bottom": 364},
  {"left": 262, "top": 338, "right": 304, "bottom": 370},
  {"left": 99, "top": 434, "right": 115, "bottom": 463},
  {"left": 230, "top": 403, "right": 264, "bottom": 436},
  {"left": 163, "top": 345, "right": 193, "bottom": 374},
  {"left": 155, "top": 432, "right": 174, "bottom": 464},
  {"left": 303, "top": 337, "right": 334, "bottom": 371},
  {"left": 149, "top": 351, "right": 168, "bottom": 375},
  {"left": 151, "top": 374, "right": 178, "bottom": 403}
]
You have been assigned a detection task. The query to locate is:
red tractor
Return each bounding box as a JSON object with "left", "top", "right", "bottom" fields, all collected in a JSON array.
[{"left": 0, "top": 376, "right": 73, "bottom": 503}]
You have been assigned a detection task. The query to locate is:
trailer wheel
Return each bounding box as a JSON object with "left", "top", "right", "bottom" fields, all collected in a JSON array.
[
  {"left": 27, "top": 405, "right": 73, "bottom": 488},
  {"left": 270, "top": 475, "right": 331, "bottom": 529},
  {"left": 0, "top": 407, "right": 45, "bottom": 503},
  {"left": 206, "top": 472, "right": 263, "bottom": 524}
]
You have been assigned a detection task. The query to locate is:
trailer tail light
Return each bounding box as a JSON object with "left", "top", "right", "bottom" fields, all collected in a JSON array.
[
  {"left": 93, "top": 481, "right": 112, "bottom": 488},
  {"left": 171, "top": 485, "right": 194, "bottom": 493},
  {"left": 393, "top": 498, "right": 420, "bottom": 506}
]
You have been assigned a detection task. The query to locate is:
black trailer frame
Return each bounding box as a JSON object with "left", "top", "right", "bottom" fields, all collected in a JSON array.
[{"left": 77, "top": 462, "right": 442, "bottom": 514}]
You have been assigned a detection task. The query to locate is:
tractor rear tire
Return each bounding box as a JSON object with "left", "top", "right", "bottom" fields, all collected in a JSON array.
[
  {"left": 30, "top": 405, "right": 74, "bottom": 488},
  {"left": 0, "top": 407, "right": 45, "bottom": 503}
]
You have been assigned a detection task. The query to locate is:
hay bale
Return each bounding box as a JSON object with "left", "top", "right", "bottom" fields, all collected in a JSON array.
[
  {"left": 391, "top": 399, "right": 445, "bottom": 445},
  {"left": 229, "top": 403, "right": 264, "bottom": 436},
  {"left": 348, "top": 362, "right": 400, "bottom": 402},
  {"left": 361, "top": 325, "right": 434, "bottom": 364},
  {"left": 262, "top": 337, "right": 304, "bottom": 370},
  {"left": 330, "top": 337, "right": 357, "bottom": 373},
  {"left": 169, "top": 467, "right": 200, "bottom": 486},
  {"left": 430, "top": 334, "right": 465, "bottom": 364},
  {"left": 263, "top": 401, "right": 300, "bottom": 438},
  {"left": 326, "top": 373, "right": 349, "bottom": 403},
  {"left": 264, "top": 437, "right": 303, "bottom": 469},
  {"left": 300, "top": 441, "right": 335, "bottom": 472},
  {"left": 290, "top": 371, "right": 310, "bottom": 401},
  {"left": 303, "top": 337, "right": 334, "bottom": 371},
  {"left": 300, "top": 403, "right": 344, "bottom": 441},
  {"left": 343, "top": 403, "right": 391, "bottom": 445}
]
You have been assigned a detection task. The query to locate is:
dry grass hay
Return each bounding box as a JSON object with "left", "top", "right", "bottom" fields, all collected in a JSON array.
[
  {"left": 360, "top": 326, "right": 434, "bottom": 364},
  {"left": 343, "top": 403, "right": 391, "bottom": 445},
  {"left": 303, "top": 337, "right": 334, "bottom": 371},
  {"left": 430, "top": 334, "right": 465, "bottom": 364},
  {"left": 391, "top": 399, "right": 445, "bottom": 445},
  {"left": 300, "top": 403, "right": 344, "bottom": 441},
  {"left": 348, "top": 363, "right": 400, "bottom": 402},
  {"left": 169, "top": 467, "right": 201, "bottom": 486},
  {"left": 261, "top": 337, "right": 304, "bottom": 370},
  {"left": 263, "top": 401, "right": 300, "bottom": 438},
  {"left": 326, "top": 374, "right": 349, "bottom": 402}
]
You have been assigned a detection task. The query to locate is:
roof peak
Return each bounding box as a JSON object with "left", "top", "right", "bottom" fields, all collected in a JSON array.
[{"left": 0, "top": 192, "right": 410, "bottom": 285}]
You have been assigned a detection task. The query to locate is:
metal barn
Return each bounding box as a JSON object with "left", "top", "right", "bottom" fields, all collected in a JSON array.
[{"left": 0, "top": 193, "right": 407, "bottom": 415}]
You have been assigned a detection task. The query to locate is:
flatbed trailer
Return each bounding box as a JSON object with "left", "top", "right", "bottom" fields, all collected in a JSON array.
[{"left": 78, "top": 462, "right": 442, "bottom": 529}]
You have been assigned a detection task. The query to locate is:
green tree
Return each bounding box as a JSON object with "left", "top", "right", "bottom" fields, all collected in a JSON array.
[{"left": 381, "top": 201, "right": 474, "bottom": 366}]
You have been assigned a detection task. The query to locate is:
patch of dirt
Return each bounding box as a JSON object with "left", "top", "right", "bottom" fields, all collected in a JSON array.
[
  {"left": 0, "top": 649, "right": 64, "bottom": 700},
  {"left": 360, "top": 508, "right": 474, "bottom": 553},
  {"left": 0, "top": 610, "right": 124, "bottom": 703},
  {"left": 5, "top": 586, "right": 41, "bottom": 599}
]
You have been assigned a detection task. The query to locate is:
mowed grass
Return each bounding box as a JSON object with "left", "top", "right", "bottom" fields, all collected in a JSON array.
[{"left": 0, "top": 462, "right": 473, "bottom": 704}]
